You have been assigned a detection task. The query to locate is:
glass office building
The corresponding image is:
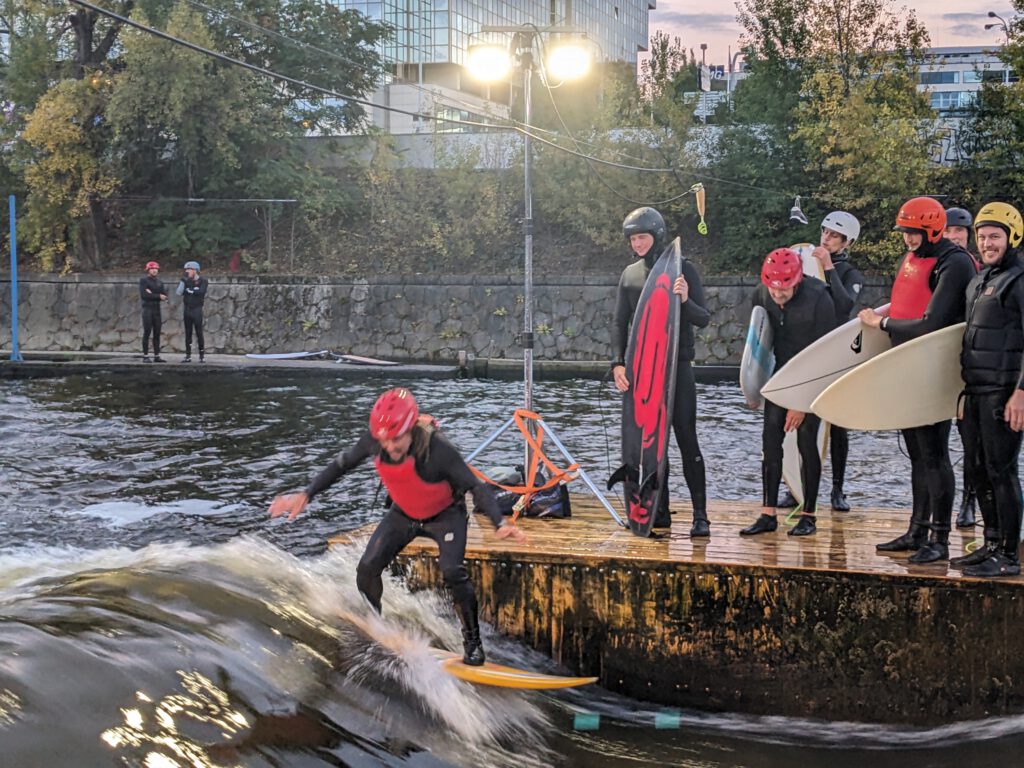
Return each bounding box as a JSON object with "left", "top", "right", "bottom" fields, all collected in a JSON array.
[{"left": 332, "top": 0, "right": 656, "bottom": 133}]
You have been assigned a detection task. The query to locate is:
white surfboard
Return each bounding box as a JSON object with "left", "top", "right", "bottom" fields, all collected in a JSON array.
[
  {"left": 760, "top": 304, "right": 892, "bottom": 411},
  {"left": 790, "top": 243, "right": 826, "bottom": 281},
  {"left": 740, "top": 305, "right": 773, "bottom": 408},
  {"left": 811, "top": 323, "right": 966, "bottom": 431},
  {"left": 781, "top": 423, "right": 830, "bottom": 509}
]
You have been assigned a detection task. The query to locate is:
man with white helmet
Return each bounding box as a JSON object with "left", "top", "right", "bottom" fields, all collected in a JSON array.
[
  {"left": 176, "top": 260, "right": 208, "bottom": 363},
  {"left": 812, "top": 211, "right": 865, "bottom": 512}
]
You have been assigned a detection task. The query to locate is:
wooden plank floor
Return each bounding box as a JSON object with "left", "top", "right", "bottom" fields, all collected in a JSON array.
[{"left": 329, "top": 493, "right": 1024, "bottom": 584}]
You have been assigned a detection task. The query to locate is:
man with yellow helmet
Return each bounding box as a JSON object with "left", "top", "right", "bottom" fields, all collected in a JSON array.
[{"left": 954, "top": 201, "right": 1024, "bottom": 577}]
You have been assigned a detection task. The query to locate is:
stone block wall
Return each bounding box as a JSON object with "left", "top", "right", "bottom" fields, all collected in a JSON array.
[{"left": 0, "top": 273, "right": 891, "bottom": 364}]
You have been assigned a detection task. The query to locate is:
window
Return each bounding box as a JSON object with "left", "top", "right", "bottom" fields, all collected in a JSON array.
[{"left": 919, "top": 70, "right": 959, "bottom": 85}]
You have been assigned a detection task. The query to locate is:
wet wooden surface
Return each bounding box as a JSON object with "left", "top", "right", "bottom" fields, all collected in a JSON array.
[{"left": 330, "top": 494, "right": 1021, "bottom": 583}]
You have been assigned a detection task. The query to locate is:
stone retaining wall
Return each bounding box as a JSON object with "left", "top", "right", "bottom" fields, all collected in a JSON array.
[{"left": 0, "top": 273, "right": 891, "bottom": 364}]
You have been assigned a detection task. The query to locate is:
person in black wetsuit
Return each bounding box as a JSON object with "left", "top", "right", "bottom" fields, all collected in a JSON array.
[
  {"left": 611, "top": 206, "right": 712, "bottom": 537},
  {"left": 811, "top": 211, "right": 866, "bottom": 513},
  {"left": 176, "top": 260, "right": 208, "bottom": 363},
  {"left": 859, "top": 197, "right": 976, "bottom": 563},
  {"left": 139, "top": 261, "right": 168, "bottom": 362},
  {"left": 945, "top": 207, "right": 981, "bottom": 529},
  {"left": 269, "top": 388, "right": 527, "bottom": 665},
  {"left": 952, "top": 202, "right": 1024, "bottom": 576},
  {"left": 740, "top": 248, "right": 836, "bottom": 537}
]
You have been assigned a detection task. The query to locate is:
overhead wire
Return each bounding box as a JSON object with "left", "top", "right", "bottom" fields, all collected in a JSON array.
[{"left": 65, "top": 0, "right": 806, "bottom": 202}]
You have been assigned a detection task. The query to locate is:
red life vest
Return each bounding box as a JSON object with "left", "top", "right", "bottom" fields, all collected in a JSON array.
[
  {"left": 889, "top": 252, "right": 937, "bottom": 320},
  {"left": 374, "top": 455, "right": 455, "bottom": 520}
]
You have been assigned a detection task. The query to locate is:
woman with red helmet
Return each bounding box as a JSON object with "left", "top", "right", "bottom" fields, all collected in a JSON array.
[
  {"left": 139, "top": 261, "right": 168, "bottom": 362},
  {"left": 740, "top": 248, "right": 836, "bottom": 538},
  {"left": 269, "top": 387, "right": 526, "bottom": 665},
  {"left": 858, "top": 196, "right": 977, "bottom": 563}
]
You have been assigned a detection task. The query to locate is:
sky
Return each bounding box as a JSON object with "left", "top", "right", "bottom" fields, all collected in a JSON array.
[{"left": 647, "top": 0, "right": 1017, "bottom": 70}]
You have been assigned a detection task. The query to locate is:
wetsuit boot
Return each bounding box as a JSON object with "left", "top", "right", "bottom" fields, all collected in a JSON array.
[
  {"left": 788, "top": 514, "right": 817, "bottom": 536},
  {"left": 951, "top": 525, "right": 999, "bottom": 568},
  {"left": 876, "top": 517, "right": 929, "bottom": 552},
  {"left": 653, "top": 488, "right": 672, "bottom": 529},
  {"left": 777, "top": 487, "right": 798, "bottom": 508},
  {"left": 955, "top": 488, "right": 977, "bottom": 528},
  {"left": 455, "top": 602, "right": 485, "bottom": 666},
  {"left": 830, "top": 483, "right": 850, "bottom": 512},
  {"left": 908, "top": 526, "right": 949, "bottom": 564},
  {"left": 690, "top": 508, "right": 710, "bottom": 537}
]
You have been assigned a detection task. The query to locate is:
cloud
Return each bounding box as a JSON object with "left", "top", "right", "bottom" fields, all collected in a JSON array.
[
  {"left": 941, "top": 13, "right": 989, "bottom": 22},
  {"left": 652, "top": 11, "right": 737, "bottom": 32},
  {"left": 946, "top": 22, "right": 995, "bottom": 37}
]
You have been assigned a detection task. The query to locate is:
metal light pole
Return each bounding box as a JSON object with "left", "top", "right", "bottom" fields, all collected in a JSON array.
[
  {"left": 986, "top": 11, "right": 1012, "bottom": 44},
  {"left": 520, "top": 33, "right": 535, "bottom": 413}
]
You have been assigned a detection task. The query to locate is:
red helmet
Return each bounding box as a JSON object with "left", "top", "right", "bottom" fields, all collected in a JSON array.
[
  {"left": 761, "top": 248, "right": 803, "bottom": 289},
  {"left": 145, "top": 261, "right": 160, "bottom": 270},
  {"left": 894, "top": 197, "right": 946, "bottom": 243},
  {"left": 370, "top": 388, "right": 419, "bottom": 440}
]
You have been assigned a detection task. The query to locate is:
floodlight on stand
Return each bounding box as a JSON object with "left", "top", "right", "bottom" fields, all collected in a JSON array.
[
  {"left": 467, "top": 44, "right": 512, "bottom": 82},
  {"left": 546, "top": 43, "right": 591, "bottom": 81},
  {"left": 789, "top": 195, "right": 809, "bottom": 225}
]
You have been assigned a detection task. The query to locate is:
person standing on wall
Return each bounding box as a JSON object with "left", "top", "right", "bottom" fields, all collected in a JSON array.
[
  {"left": 953, "top": 202, "right": 1024, "bottom": 576},
  {"left": 812, "top": 211, "right": 865, "bottom": 513},
  {"left": 945, "top": 207, "right": 981, "bottom": 529},
  {"left": 176, "top": 260, "right": 208, "bottom": 363},
  {"left": 139, "top": 261, "right": 168, "bottom": 363},
  {"left": 611, "top": 206, "right": 713, "bottom": 537},
  {"left": 859, "top": 197, "right": 976, "bottom": 563}
]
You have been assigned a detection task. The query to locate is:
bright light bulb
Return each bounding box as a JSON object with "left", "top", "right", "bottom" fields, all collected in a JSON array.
[
  {"left": 467, "top": 45, "right": 511, "bottom": 82},
  {"left": 547, "top": 43, "right": 591, "bottom": 81}
]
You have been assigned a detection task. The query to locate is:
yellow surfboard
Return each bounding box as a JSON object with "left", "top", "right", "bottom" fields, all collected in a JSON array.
[
  {"left": 430, "top": 649, "right": 598, "bottom": 689},
  {"left": 340, "top": 608, "right": 597, "bottom": 690}
]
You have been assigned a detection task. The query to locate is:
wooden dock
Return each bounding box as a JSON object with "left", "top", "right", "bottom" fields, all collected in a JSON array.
[{"left": 330, "top": 495, "right": 1024, "bottom": 725}]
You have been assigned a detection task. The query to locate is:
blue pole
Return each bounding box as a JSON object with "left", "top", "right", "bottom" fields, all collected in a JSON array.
[{"left": 9, "top": 194, "right": 21, "bottom": 361}]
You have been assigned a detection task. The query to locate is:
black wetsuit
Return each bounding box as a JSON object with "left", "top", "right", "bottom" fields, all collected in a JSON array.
[
  {"left": 883, "top": 238, "right": 976, "bottom": 546},
  {"left": 177, "top": 275, "right": 209, "bottom": 357},
  {"left": 960, "top": 250, "right": 1024, "bottom": 560},
  {"left": 304, "top": 428, "right": 503, "bottom": 615},
  {"left": 823, "top": 253, "right": 865, "bottom": 496},
  {"left": 753, "top": 278, "right": 835, "bottom": 511},
  {"left": 139, "top": 275, "right": 167, "bottom": 356},
  {"left": 612, "top": 249, "right": 712, "bottom": 522}
]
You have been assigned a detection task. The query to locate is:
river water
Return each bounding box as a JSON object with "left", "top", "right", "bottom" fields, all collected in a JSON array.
[{"left": 1, "top": 370, "right": 1020, "bottom": 767}]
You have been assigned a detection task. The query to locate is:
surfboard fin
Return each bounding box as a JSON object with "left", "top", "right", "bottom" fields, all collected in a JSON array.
[{"left": 606, "top": 464, "right": 638, "bottom": 491}]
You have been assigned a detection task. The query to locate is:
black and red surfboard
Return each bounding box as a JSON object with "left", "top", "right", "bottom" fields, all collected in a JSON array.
[{"left": 608, "top": 238, "right": 682, "bottom": 537}]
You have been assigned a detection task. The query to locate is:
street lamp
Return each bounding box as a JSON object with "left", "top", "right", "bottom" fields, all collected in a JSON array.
[
  {"left": 467, "top": 27, "right": 590, "bottom": 414},
  {"left": 986, "top": 11, "right": 1012, "bottom": 44},
  {"left": 464, "top": 28, "right": 625, "bottom": 527}
]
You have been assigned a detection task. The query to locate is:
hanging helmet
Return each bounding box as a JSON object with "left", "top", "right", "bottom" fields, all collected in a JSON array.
[
  {"left": 974, "top": 201, "right": 1024, "bottom": 248},
  {"left": 894, "top": 197, "right": 946, "bottom": 243},
  {"left": 821, "top": 211, "right": 860, "bottom": 244},
  {"left": 945, "top": 207, "right": 973, "bottom": 229},
  {"left": 370, "top": 388, "right": 419, "bottom": 441},
  {"left": 145, "top": 261, "right": 160, "bottom": 270},
  {"left": 183, "top": 260, "right": 201, "bottom": 271},
  {"left": 761, "top": 248, "right": 803, "bottom": 289},
  {"left": 622, "top": 206, "right": 667, "bottom": 251}
]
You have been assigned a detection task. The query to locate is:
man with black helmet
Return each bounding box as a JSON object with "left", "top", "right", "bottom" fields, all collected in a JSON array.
[
  {"left": 953, "top": 202, "right": 1024, "bottom": 577},
  {"left": 611, "top": 206, "right": 712, "bottom": 537},
  {"left": 176, "top": 260, "right": 208, "bottom": 363},
  {"left": 859, "top": 197, "right": 976, "bottom": 562},
  {"left": 813, "top": 211, "right": 865, "bottom": 512},
  {"left": 946, "top": 206, "right": 981, "bottom": 528}
]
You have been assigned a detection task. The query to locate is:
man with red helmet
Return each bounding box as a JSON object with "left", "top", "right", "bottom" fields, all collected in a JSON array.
[
  {"left": 858, "top": 196, "right": 976, "bottom": 562},
  {"left": 740, "top": 248, "right": 836, "bottom": 537},
  {"left": 268, "top": 387, "right": 526, "bottom": 665},
  {"left": 139, "top": 261, "right": 168, "bottom": 363}
]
